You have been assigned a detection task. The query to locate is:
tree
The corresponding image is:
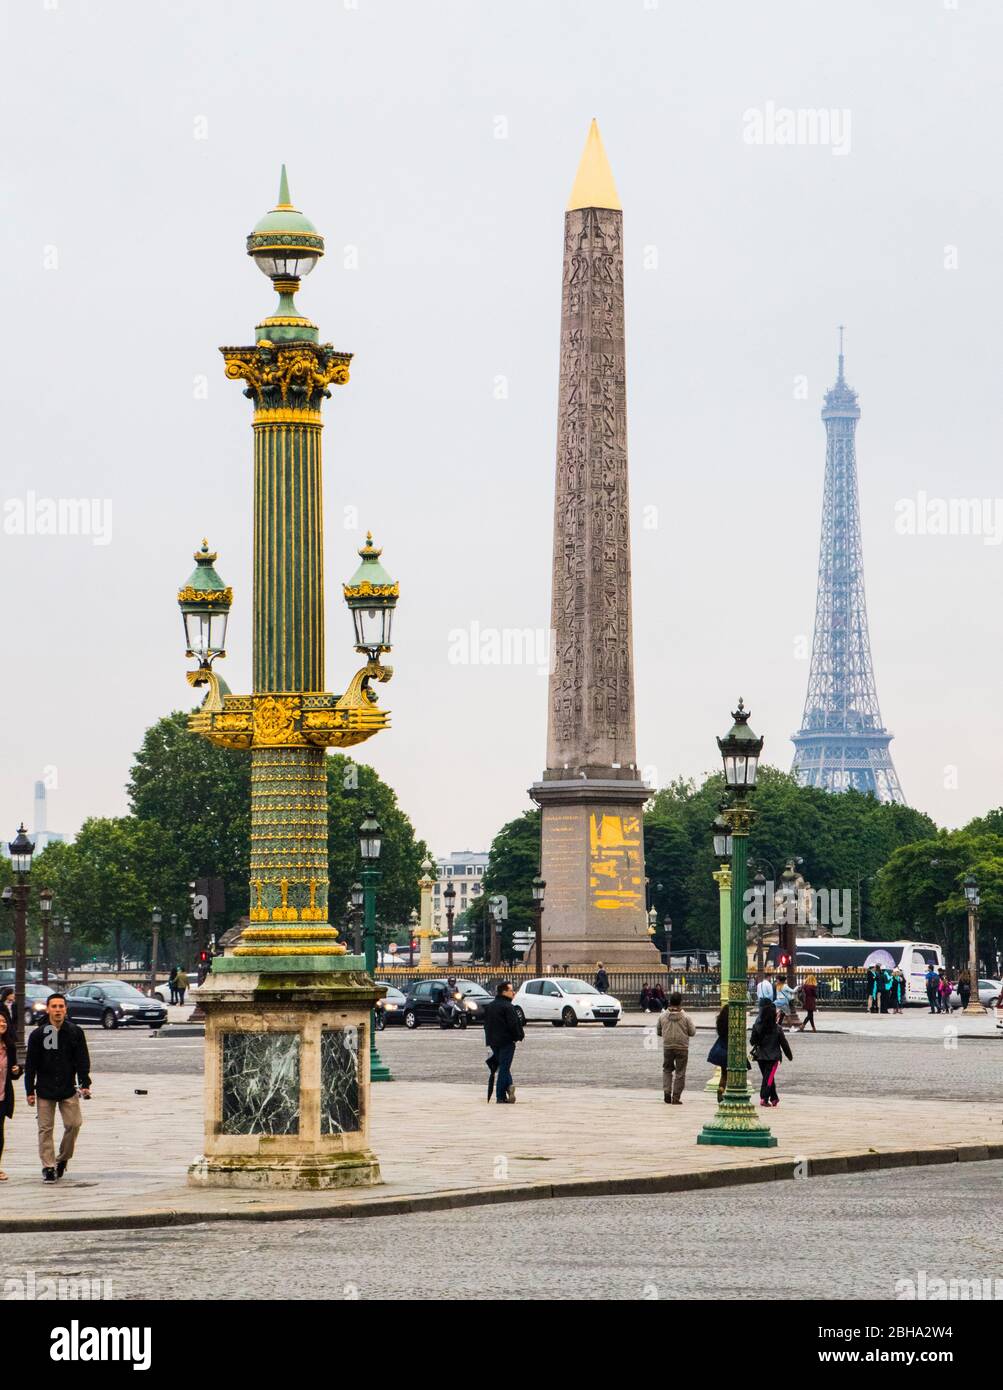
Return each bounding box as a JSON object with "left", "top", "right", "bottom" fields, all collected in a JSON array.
[
  {"left": 127, "top": 712, "right": 250, "bottom": 931},
  {"left": 31, "top": 817, "right": 179, "bottom": 969},
  {"left": 873, "top": 829, "right": 1003, "bottom": 966},
  {"left": 481, "top": 809, "right": 541, "bottom": 961},
  {"left": 324, "top": 754, "right": 428, "bottom": 934}
]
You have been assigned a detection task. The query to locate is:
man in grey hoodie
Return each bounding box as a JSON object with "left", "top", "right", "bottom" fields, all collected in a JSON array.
[{"left": 656, "top": 992, "right": 696, "bottom": 1104}]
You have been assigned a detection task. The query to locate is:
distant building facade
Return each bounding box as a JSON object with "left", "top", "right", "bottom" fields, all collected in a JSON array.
[{"left": 432, "top": 850, "right": 489, "bottom": 923}]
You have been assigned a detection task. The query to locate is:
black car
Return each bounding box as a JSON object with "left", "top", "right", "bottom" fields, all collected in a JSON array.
[
  {"left": 374, "top": 985, "right": 407, "bottom": 1030},
  {"left": 65, "top": 981, "right": 167, "bottom": 1030},
  {"left": 22, "top": 983, "right": 60, "bottom": 1028},
  {"left": 399, "top": 978, "right": 491, "bottom": 1029}
]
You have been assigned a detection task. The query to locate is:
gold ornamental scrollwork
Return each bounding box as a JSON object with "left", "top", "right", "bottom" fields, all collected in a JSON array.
[{"left": 253, "top": 696, "right": 298, "bottom": 746}]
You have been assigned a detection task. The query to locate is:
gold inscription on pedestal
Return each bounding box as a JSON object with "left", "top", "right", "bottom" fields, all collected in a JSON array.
[
  {"left": 542, "top": 808, "right": 586, "bottom": 915},
  {"left": 589, "top": 812, "right": 643, "bottom": 912}
]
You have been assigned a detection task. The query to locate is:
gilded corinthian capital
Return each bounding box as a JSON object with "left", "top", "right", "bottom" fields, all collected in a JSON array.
[{"left": 220, "top": 340, "right": 352, "bottom": 410}]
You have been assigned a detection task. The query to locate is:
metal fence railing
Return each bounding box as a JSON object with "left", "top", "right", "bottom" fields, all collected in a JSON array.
[{"left": 375, "top": 965, "right": 876, "bottom": 1010}]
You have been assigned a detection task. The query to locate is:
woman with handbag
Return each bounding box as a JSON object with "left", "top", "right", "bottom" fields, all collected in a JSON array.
[
  {"left": 707, "top": 1005, "right": 730, "bottom": 1102},
  {"left": 0, "top": 1010, "right": 22, "bottom": 1180},
  {"left": 749, "top": 1000, "right": 792, "bottom": 1107}
]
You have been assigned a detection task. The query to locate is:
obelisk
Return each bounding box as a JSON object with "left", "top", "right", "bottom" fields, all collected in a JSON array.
[{"left": 530, "top": 121, "right": 653, "bottom": 968}]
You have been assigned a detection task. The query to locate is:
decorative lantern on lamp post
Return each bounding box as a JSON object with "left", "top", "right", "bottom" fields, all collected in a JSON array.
[
  {"left": 180, "top": 168, "right": 397, "bottom": 1191},
  {"left": 699, "top": 700, "right": 776, "bottom": 1149}
]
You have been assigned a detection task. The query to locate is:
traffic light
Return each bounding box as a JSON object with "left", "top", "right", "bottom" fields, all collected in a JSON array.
[
  {"left": 778, "top": 952, "right": 791, "bottom": 968},
  {"left": 198, "top": 949, "right": 210, "bottom": 966}
]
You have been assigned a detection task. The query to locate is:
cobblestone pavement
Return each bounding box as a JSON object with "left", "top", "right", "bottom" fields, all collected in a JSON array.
[
  {"left": 89, "top": 1019, "right": 1003, "bottom": 1102},
  {"left": 6, "top": 1159, "right": 1001, "bottom": 1301}
]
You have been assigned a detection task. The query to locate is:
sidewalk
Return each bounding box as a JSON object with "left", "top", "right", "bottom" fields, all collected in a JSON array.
[{"left": 1, "top": 1071, "right": 1001, "bottom": 1232}]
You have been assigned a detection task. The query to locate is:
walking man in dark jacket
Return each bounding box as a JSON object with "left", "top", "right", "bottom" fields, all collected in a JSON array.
[
  {"left": 594, "top": 963, "right": 610, "bottom": 993},
  {"left": 24, "top": 993, "right": 91, "bottom": 1182},
  {"left": 483, "top": 981, "right": 524, "bottom": 1104}
]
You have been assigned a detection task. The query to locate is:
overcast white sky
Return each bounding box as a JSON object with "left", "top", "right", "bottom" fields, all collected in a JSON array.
[{"left": 1, "top": 0, "right": 999, "bottom": 860}]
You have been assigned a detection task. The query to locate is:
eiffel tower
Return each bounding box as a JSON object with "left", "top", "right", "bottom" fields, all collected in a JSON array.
[{"left": 791, "top": 331, "right": 905, "bottom": 804}]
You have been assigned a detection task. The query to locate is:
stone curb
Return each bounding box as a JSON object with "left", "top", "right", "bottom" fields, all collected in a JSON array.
[{"left": 4, "top": 1139, "right": 1003, "bottom": 1235}]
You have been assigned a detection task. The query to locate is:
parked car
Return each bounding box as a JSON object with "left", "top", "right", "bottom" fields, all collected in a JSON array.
[
  {"left": 512, "top": 977, "right": 622, "bottom": 1027},
  {"left": 948, "top": 978, "right": 1002, "bottom": 1010},
  {"left": 374, "top": 985, "right": 407, "bottom": 1029},
  {"left": 399, "top": 978, "right": 491, "bottom": 1029},
  {"left": 0, "top": 970, "right": 44, "bottom": 986},
  {"left": 65, "top": 981, "right": 167, "bottom": 1030}
]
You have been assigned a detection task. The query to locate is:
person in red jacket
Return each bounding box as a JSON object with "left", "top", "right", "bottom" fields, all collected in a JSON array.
[{"left": 797, "top": 976, "right": 818, "bottom": 1032}]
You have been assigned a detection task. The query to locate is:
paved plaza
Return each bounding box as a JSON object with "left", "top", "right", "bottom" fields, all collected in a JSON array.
[{"left": 3, "top": 1021, "right": 1003, "bottom": 1236}]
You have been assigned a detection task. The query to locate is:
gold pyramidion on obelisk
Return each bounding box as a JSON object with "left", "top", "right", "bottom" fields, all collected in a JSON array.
[
  {"left": 530, "top": 121, "right": 654, "bottom": 969},
  {"left": 567, "top": 118, "right": 622, "bottom": 211}
]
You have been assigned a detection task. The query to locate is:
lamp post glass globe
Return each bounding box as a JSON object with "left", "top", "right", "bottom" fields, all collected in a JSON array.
[
  {"left": 350, "top": 881, "right": 364, "bottom": 910},
  {"left": 532, "top": 874, "right": 546, "bottom": 905},
  {"left": 8, "top": 824, "right": 34, "bottom": 876},
  {"left": 152, "top": 907, "right": 162, "bottom": 926},
  {"left": 964, "top": 873, "right": 978, "bottom": 904},
  {"left": 711, "top": 815, "right": 732, "bottom": 859},
  {"left": 39, "top": 888, "right": 53, "bottom": 916},
  {"left": 358, "top": 813, "right": 383, "bottom": 863}
]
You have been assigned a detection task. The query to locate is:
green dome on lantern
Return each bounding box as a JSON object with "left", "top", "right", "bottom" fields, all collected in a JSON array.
[{"left": 246, "top": 165, "right": 324, "bottom": 263}]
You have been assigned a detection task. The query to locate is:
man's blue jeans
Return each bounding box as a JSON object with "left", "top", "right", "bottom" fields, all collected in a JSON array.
[{"left": 494, "top": 1043, "right": 515, "bottom": 1101}]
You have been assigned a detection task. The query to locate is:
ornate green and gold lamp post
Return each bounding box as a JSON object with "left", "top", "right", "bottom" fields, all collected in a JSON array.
[
  {"left": 181, "top": 168, "right": 397, "bottom": 1190},
  {"left": 698, "top": 701, "right": 776, "bottom": 1148},
  {"left": 359, "top": 812, "right": 393, "bottom": 1082},
  {"left": 704, "top": 814, "right": 732, "bottom": 1094}
]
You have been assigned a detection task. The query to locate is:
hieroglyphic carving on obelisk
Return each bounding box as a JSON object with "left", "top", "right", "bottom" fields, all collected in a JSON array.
[{"left": 531, "top": 121, "right": 654, "bottom": 968}]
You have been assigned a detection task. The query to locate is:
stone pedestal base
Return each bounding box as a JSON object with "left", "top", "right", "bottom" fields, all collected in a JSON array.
[
  {"left": 188, "top": 953, "right": 384, "bottom": 1191},
  {"left": 188, "top": 1150, "right": 380, "bottom": 1190},
  {"left": 530, "top": 777, "right": 659, "bottom": 967}
]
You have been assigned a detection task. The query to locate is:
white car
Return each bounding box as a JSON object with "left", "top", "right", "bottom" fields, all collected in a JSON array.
[
  {"left": 947, "top": 977, "right": 1001, "bottom": 1011},
  {"left": 513, "top": 977, "right": 622, "bottom": 1028}
]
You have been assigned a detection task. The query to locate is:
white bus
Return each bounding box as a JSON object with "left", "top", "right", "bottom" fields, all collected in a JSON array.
[{"left": 765, "top": 938, "right": 944, "bottom": 1005}]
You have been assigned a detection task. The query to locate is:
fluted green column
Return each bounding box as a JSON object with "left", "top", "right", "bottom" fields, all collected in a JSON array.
[{"left": 698, "top": 808, "right": 776, "bottom": 1147}]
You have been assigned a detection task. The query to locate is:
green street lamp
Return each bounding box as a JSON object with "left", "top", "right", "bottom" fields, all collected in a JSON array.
[
  {"left": 360, "top": 813, "right": 392, "bottom": 1082},
  {"left": 443, "top": 881, "right": 457, "bottom": 968},
  {"left": 38, "top": 887, "right": 53, "bottom": 986},
  {"left": 531, "top": 873, "right": 546, "bottom": 975},
  {"left": 7, "top": 823, "right": 34, "bottom": 1062},
  {"left": 350, "top": 880, "right": 364, "bottom": 954},
  {"left": 780, "top": 860, "right": 798, "bottom": 989},
  {"left": 699, "top": 700, "right": 776, "bottom": 1148},
  {"left": 706, "top": 816, "right": 734, "bottom": 1095},
  {"left": 149, "top": 906, "right": 162, "bottom": 997},
  {"left": 962, "top": 871, "right": 985, "bottom": 1015}
]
